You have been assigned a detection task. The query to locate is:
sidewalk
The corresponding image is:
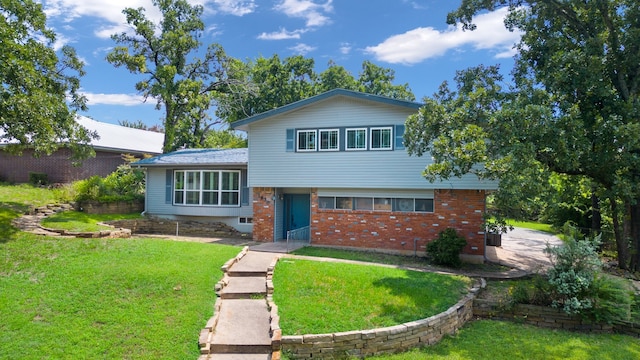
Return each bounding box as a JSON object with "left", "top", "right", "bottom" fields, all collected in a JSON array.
[{"left": 485, "top": 227, "right": 563, "bottom": 273}]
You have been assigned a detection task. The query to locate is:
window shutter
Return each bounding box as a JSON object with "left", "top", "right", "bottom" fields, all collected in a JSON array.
[
  {"left": 286, "top": 128, "right": 294, "bottom": 152},
  {"left": 165, "top": 170, "right": 172, "bottom": 204},
  {"left": 241, "top": 169, "right": 249, "bottom": 206},
  {"left": 394, "top": 124, "right": 405, "bottom": 150}
]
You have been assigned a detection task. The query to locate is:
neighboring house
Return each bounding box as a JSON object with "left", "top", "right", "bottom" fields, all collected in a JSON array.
[
  {"left": 133, "top": 148, "right": 253, "bottom": 234},
  {"left": 136, "top": 89, "right": 498, "bottom": 262},
  {"left": 0, "top": 116, "right": 164, "bottom": 183}
]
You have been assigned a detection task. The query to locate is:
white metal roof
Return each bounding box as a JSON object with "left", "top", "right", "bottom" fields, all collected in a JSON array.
[{"left": 77, "top": 116, "right": 164, "bottom": 154}]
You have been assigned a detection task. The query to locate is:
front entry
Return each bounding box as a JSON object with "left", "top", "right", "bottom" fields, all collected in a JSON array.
[{"left": 283, "top": 194, "right": 310, "bottom": 238}]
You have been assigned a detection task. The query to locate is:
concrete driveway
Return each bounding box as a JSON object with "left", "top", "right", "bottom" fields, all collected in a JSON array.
[{"left": 485, "top": 227, "right": 564, "bottom": 273}]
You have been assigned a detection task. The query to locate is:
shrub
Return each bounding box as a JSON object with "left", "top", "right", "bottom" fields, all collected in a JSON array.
[
  {"left": 28, "top": 172, "right": 48, "bottom": 186},
  {"left": 587, "top": 273, "right": 634, "bottom": 323},
  {"left": 545, "top": 234, "right": 602, "bottom": 315},
  {"left": 426, "top": 228, "right": 467, "bottom": 268},
  {"left": 73, "top": 155, "right": 145, "bottom": 203}
]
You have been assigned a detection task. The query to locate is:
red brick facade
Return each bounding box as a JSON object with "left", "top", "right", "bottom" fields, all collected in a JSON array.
[
  {"left": 252, "top": 187, "right": 487, "bottom": 259},
  {"left": 252, "top": 187, "right": 276, "bottom": 241},
  {"left": 0, "top": 148, "right": 136, "bottom": 183}
]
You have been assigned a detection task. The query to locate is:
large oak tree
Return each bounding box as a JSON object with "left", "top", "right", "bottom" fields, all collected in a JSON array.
[
  {"left": 0, "top": 0, "right": 94, "bottom": 159},
  {"left": 405, "top": 0, "right": 640, "bottom": 269},
  {"left": 107, "top": 0, "right": 244, "bottom": 153}
]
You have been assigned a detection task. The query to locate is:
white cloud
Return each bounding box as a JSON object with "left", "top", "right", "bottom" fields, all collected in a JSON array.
[
  {"left": 211, "top": 0, "right": 256, "bottom": 16},
  {"left": 274, "top": 0, "right": 333, "bottom": 27},
  {"left": 82, "top": 92, "right": 149, "bottom": 106},
  {"left": 257, "top": 28, "right": 306, "bottom": 40},
  {"left": 339, "top": 42, "right": 351, "bottom": 55},
  {"left": 364, "top": 7, "right": 522, "bottom": 65},
  {"left": 289, "top": 43, "right": 316, "bottom": 55}
]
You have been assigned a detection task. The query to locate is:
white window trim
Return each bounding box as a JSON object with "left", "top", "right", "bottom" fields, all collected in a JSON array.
[
  {"left": 370, "top": 126, "right": 393, "bottom": 150},
  {"left": 296, "top": 129, "right": 317, "bottom": 152},
  {"left": 238, "top": 217, "right": 253, "bottom": 225},
  {"left": 174, "top": 170, "right": 241, "bottom": 207},
  {"left": 346, "top": 127, "right": 368, "bottom": 151},
  {"left": 319, "top": 128, "right": 340, "bottom": 151}
]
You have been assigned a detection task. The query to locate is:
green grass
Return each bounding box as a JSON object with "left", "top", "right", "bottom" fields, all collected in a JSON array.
[
  {"left": 367, "top": 320, "right": 640, "bottom": 360},
  {"left": 507, "top": 219, "right": 556, "bottom": 234},
  {"left": 41, "top": 211, "right": 143, "bottom": 232},
  {"left": 0, "top": 184, "right": 65, "bottom": 241},
  {"left": 0, "top": 234, "right": 240, "bottom": 359},
  {"left": 273, "top": 259, "right": 471, "bottom": 334}
]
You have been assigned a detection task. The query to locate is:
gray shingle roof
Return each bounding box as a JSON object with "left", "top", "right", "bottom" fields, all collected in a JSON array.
[{"left": 133, "top": 148, "right": 248, "bottom": 167}]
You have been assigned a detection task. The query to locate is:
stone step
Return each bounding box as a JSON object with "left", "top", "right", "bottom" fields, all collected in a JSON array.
[
  {"left": 210, "top": 299, "right": 272, "bottom": 354},
  {"left": 199, "top": 354, "right": 271, "bottom": 360},
  {"left": 221, "top": 276, "right": 267, "bottom": 299},
  {"left": 227, "top": 252, "right": 277, "bottom": 277}
]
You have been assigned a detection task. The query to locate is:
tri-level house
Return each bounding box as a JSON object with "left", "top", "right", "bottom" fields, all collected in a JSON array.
[
  {"left": 232, "top": 89, "right": 497, "bottom": 262},
  {"left": 135, "top": 89, "right": 498, "bottom": 262}
]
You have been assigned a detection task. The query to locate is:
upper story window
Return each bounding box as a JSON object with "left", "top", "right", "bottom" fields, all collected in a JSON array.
[
  {"left": 346, "top": 128, "right": 367, "bottom": 150},
  {"left": 296, "top": 130, "right": 317, "bottom": 151},
  {"left": 319, "top": 129, "right": 339, "bottom": 151},
  {"left": 370, "top": 127, "right": 392, "bottom": 150},
  {"left": 174, "top": 170, "right": 240, "bottom": 206}
]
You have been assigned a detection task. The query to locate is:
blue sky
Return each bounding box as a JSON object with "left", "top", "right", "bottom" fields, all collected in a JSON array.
[{"left": 41, "top": 0, "right": 522, "bottom": 127}]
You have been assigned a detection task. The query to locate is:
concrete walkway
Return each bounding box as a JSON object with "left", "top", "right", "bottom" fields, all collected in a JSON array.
[
  {"left": 197, "top": 227, "right": 562, "bottom": 360},
  {"left": 485, "top": 227, "right": 563, "bottom": 273}
]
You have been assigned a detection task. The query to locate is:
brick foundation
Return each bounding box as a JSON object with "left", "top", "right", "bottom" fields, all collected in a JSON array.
[{"left": 252, "top": 187, "right": 487, "bottom": 258}]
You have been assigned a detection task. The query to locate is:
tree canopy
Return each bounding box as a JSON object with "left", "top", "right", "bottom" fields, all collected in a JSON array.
[
  {"left": 107, "top": 0, "right": 244, "bottom": 153},
  {"left": 0, "top": 0, "right": 94, "bottom": 159},
  {"left": 405, "top": 1, "right": 640, "bottom": 269},
  {"left": 217, "top": 56, "right": 415, "bottom": 123}
]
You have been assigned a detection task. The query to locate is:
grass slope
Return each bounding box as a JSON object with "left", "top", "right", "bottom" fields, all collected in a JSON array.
[
  {"left": 41, "top": 211, "right": 142, "bottom": 232},
  {"left": 0, "top": 235, "right": 240, "bottom": 359},
  {"left": 368, "top": 320, "right": 640, "bottom": 360},
  {"left": 273, "top": 259, "right": 471, "bottom": 335}
]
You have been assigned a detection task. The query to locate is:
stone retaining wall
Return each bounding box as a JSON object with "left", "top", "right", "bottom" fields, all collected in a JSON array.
[
  {"left": 276, "top": 279, "right": 483, "bottom": 359},
  {"left": 473, "top": 299, "right": 640, "bottom": 337},
  {"left": 77, "top": 200, "right": 144, "bottom": 214},
  {"left": 106, "top": 218, "right": 247, "bottom": 238}
]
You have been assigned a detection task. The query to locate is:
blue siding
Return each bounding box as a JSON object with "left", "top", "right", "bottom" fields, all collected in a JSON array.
[{"left": 246, "top": 97, "right": 498, "bottom": 190}]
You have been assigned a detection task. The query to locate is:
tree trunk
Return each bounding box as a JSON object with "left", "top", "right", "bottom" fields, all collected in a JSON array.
[
  {"left": 591, "top": 192, "right": 601, "bottom": 235},
  {"left": 630, "top": 201, "right": 640, "bottom": 272},
  {"left": 610, "top": 197, "right": 628, "bottom": 269}
]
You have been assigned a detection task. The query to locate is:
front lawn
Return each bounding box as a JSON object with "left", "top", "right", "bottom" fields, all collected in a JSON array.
[
  {"left": 273, "top": 258, "right": 471, "bottom": 334},
  {"left": 41, "top": 211, "right": 143, "bottom": 232},
  {"left": 0, "top": 234, "right": 240, "bottom": 359},
  {"left": 368, "top": 320, "right": 640, "bottom": 359}
]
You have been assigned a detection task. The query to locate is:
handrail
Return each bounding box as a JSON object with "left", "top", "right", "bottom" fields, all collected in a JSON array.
[{"left": 286, "top": 225, "right": 310, "bottom": 253}]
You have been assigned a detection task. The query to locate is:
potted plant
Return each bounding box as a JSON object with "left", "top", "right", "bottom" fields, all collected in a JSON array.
[{"left": 483, "top": 214, "right": 513, "bottom": 246}]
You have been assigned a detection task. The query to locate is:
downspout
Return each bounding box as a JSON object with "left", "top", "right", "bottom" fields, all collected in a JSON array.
[
  {"left": 483, "top": 191, "right": 487, "bottom": 262},
  {"left": 141, "top": 168, "right": 148, "bottom": 216}
]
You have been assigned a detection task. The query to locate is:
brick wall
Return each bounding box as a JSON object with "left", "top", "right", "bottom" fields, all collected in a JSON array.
[
  {"left": 253, "top": 187, "right": 276, "bottom": 242},
  {"left": 0, "top": 148, "right": 137, "bottom": 183},
  {"left": 310, "top": 189, "right": 486, "bottom": 258}
]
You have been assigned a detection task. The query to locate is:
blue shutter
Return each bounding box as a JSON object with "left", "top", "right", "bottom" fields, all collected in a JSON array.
[
  {"left": 394, "top": 124, "right": 405, "bottom": 150},
  {"left": 286, "top": 128, "right": 295, "bottom": 152},
  {"left": 241, "top": 169, "right": 249, "bottom": 206},
  {"left": 165, "top": 170, "right": 172, "bottom": 204}
]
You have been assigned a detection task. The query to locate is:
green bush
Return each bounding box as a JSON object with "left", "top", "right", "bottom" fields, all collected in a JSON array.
[
  {"left": 426, "top": 228, "right": 467, "bottom": 268},
  {"left": 73, "top": 156, "right": 145, "bottom": 203},
  {"left": 587, "top": 273, "right": 634, "bottom": 323},
  {"left": 28, "top": 172, "right": 48, "bottom": 186}
]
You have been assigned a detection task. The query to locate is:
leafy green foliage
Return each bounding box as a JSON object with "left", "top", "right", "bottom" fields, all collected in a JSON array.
[
  {"left": 203, "top": 129, "right": 247, "bottom": 149},
  {"left": 107, "top": 0, "right": 244, "bottom": 152},
  {"left": 73, "top": 157, "right": 145, "bottom": 203},
  {"left": 218, "top": 55, "right": 415, "bottom": 122},
  {"left": 426, "top": 228, "right": 468, "bottom": 268},
  {"left": 407, "top": 1, "right": 640, "bottom": 270},
  {"left": 587, "top": 273, "right": 635, "bottom": 324},
  {"left": 0, "top": 0, "right": 95, "bottom": 159}
]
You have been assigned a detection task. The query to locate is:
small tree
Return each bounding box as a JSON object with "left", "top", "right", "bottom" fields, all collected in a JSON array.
[{"left": 427, "top": 228, "right": 467, "bottom": 268}]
